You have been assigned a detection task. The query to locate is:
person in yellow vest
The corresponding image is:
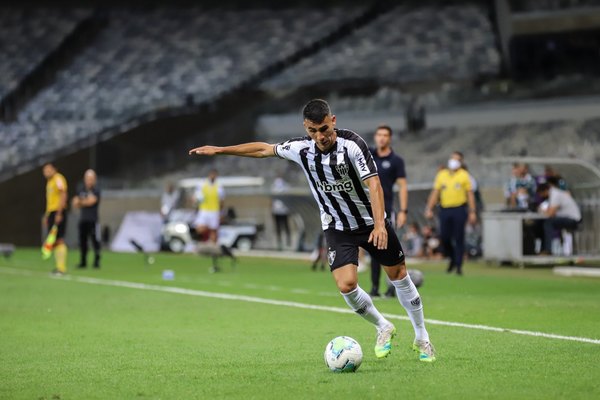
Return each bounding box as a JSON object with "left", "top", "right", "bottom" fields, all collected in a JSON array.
[
  {"left": 193, "top": 169, "right": 225, "bottom": 243},
  {"left": 424, "top": 152, "right": 477, "bottom": 275},
  {"left": 42, "top": 163, "right": 69, "bottom": 275}
]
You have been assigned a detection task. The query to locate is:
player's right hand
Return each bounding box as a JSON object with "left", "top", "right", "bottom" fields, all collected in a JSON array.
[
  {"left": 188, "top": 146, "right": 220, "bottom": 156},
  {"left": 368, "top": 224, "right": 388, "bottom": 250}
]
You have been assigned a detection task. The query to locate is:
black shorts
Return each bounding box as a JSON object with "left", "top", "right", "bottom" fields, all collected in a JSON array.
[
  {"left": 46, "top": 211, "right": 67, "bottom": 240},
  {"left": 324, "top": 220, "right": 405, "bottom": 271}
]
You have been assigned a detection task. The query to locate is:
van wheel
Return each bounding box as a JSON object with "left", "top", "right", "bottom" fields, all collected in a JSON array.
[
  {"left": 235, "top": 237, "right": 253, "bottom": 252},
  {"left": 169, "top": 237, "right": 186, "bottom": 253}
]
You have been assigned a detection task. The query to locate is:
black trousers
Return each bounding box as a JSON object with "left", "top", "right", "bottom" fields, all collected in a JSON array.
[
  {"left": 79, "top": 220, "right": 101, "bottom": 266},
  {"left": 274, "top": 214, "right": 291, "bottom": 248},
  {"left": 542, "top": 217, "right": 579, "bottom": 253},
  {"left": 439, "top": 205, "right": 468, "bottom": 271}
]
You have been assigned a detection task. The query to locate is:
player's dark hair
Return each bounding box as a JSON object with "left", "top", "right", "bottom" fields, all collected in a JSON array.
[
  {"left": 376, "top": 125, "right": 393, "bottom": 136},
  {"left": 452, "top": 151, "right": 464, "bottom": 160},
  {"left": 546, "top": 176, "right": 560, "bottom": 187},
  {"left": 43, "top": 162, "right": 55, "bottom": 169},
  {"left": 302, "top": 99, "right": 331, "bottom": 123},
  {"left": 536, "top": 183, "right": 550, "bottom": 193}
]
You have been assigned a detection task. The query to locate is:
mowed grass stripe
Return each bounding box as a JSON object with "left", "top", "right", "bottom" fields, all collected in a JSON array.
[{"left": 2, "top": 266, "right": 599, "bottom": 346}]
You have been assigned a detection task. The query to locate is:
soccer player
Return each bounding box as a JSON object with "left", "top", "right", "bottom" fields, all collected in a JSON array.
[
  {"left": 72, "top": 169, "right": 101, "bottom": 268},
  {"left": 189, "top": 99, "right": 435, "bottom": 362},
  {"left": 193, "top": 169, "right": 224, "bottom": 244},
  {"left": 369, "top": 125, "right": 408, "bottom": 298},
  {"left": 42, "top": 163, "right": 68, "bottom": 275}
]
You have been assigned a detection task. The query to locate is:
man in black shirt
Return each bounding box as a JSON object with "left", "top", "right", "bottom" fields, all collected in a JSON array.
[
  {"left": 369, "top": 125, "right": 408, "bottom": 297},
  {"left": 72, "top": 169, "right": 101, "bottom": 268}
]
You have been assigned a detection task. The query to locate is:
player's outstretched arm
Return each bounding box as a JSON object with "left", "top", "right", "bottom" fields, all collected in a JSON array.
[{"left": 188, "top": 142, "right": 276, "bottom": 158}]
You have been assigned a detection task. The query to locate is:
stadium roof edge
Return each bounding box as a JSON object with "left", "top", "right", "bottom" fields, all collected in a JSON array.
[{"left": 482, "top": 156, "right": 600, "bottom": 189}]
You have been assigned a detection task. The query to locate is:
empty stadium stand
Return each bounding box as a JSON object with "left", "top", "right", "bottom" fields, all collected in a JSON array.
[
  {"left": 0, "top": 8, "right": 89, "bottom": 99},
  {"left": 261, "top": 4, "right": 500, "bottom": 90},
  {"left": 0, "top": 6, "right": 367, "bottom": 178}
]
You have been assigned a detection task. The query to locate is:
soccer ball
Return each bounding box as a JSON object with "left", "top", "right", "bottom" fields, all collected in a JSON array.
[
  {"left": 408, "top": 269, "right": 424, "bottom": 288},
  {"left": 324, "top": 336, "right": 363, "bottom": 373}
]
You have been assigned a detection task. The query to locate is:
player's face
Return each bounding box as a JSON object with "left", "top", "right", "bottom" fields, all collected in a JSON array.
[
  {"left": 374, "top": 129, "right": 391, "bottom": 149},
  {"left": 42, "top": 165, "right": 55, "bottom": 179},
  {"left": 304, "top": 115, "right": 337, "bottom": 152},
  {"left": 84, "top": 172, "right": 96, "bottom": 188}
]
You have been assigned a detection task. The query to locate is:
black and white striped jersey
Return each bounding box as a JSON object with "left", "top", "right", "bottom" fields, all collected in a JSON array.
[{"left": 274, "top": 129, "right": 379, "bottom": 232}]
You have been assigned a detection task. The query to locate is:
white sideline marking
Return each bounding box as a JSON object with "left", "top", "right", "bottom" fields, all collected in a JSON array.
[
  {"left": 554, "top": 267, "right": 600, "bottom": 278},
  {"left": 2, "top": 267, "right": 600, "bottom": 345}
]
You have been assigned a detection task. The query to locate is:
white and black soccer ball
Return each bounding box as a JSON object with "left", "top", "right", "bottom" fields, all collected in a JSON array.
[
  {"left": 408, "top": 269, "right": 424, "bottom": 288},
  {"left": 324, "top": 336, "right": 363, "bottom": 373}
]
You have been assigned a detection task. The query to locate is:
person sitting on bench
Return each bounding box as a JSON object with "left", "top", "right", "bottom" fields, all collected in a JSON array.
[{"left": 536, "top": 176, "right": 582, "bottom": 255}]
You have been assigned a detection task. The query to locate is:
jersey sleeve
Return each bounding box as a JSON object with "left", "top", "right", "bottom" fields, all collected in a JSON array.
[
  {"left": 274, "top": 137, "right": 307, "bottom": 164},
  {"left": 469, "top": 175, "right": 478, "bottom": 192},
  {"left": 548, "top": 189, "right": 560, "bottom": 208},
  {"left": 56, "top": 175, "right": 67, "bottom": 191},
  {"left": 433, "top": 171, "right": 443, "bottom": 190},
  {"left": 347, "top": 136, "right": 378, "bottom": 180},
  {"left": 395, "top": 157, "right": 406, "bottom": 179},
  {"left": 463, "top": 171, "right": 473, "bottom": 191},
  {"left": 218, "top": 186, "right": 225, "bottom": 200}
]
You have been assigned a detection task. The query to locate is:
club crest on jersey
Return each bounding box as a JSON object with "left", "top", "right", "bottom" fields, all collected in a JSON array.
[
  {"left": 322, "top": 213, "right": 333, "bottom": 225},
  {"left": 328, "top": 249, "right": 336, "bottom": 266},
  {"left": 335, "top": 163, "right": 349, "bottom": 177}
]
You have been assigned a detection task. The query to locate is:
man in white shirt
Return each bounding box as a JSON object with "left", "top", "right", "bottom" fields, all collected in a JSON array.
[
  {"left": 160, "top": 182, "right": 180, "bottom": 222},
  {"left": 537, "top": 176, "right": 581, "bottom": 254}
]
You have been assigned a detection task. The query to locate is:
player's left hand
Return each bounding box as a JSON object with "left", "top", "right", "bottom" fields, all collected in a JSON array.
[
  {"left": 396, "top": 212, "right": 406, "bottom": 228},
  {"left": 368, "top": 224, "right": 388, "bottom": 250},
  {"left": 55, "top": 212, "right": 63, "bottom": 224},
  {"left": 188, "top": 146, "right": 220, "bottom": 156}
]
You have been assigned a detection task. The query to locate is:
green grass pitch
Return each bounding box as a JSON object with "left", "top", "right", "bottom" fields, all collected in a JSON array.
[{"left": 1, "top": 249, "right": 599, "bottom": 399}]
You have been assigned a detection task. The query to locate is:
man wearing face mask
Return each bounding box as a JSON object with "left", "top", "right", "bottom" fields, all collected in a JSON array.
[{"left": 424, "top": 152, "right": 477, "bottom": 275}]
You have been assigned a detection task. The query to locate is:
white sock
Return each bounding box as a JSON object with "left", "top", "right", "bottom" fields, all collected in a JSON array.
[
  {"left": 341, "top": 286, "right": 390, "bottom": 331},
  {"left": 391, "top": 275, "right": 429, "bottom": 342}
]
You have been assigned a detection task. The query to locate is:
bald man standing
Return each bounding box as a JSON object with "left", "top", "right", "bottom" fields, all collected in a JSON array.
[{"left": 72, "top": 169, "right": 101, "bottom": 268}]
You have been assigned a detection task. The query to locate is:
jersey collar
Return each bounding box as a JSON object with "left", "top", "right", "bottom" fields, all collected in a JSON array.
[{"left": 314, "top": 139, "right": 338, "bottom": 155}]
